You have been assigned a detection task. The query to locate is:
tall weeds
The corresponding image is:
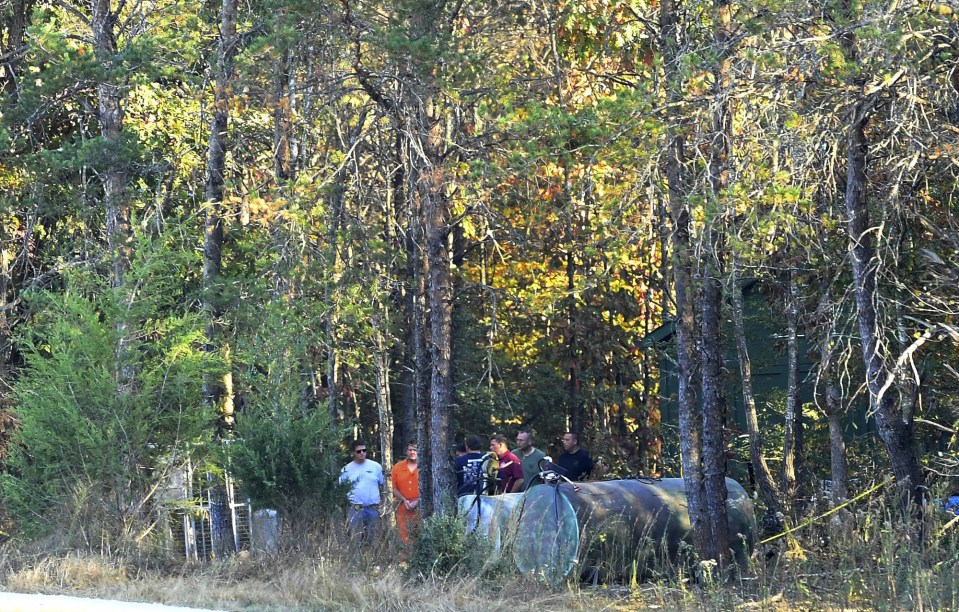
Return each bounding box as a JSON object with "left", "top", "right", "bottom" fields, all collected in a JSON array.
[{"left": 2, "top": 497, "right": 959, "bottom": 611}]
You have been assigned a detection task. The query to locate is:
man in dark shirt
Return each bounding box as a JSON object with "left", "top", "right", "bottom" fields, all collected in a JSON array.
[
  {"left": 455, "top": 434, "right": 487, "bottom": 496},
  {"left": 556, "top": 431, "right": 594, "bottom": 481}
]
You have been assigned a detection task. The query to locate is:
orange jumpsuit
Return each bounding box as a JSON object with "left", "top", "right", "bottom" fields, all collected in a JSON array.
[{"left": 390, "top": 459, "right": 420, "bottom": 543}]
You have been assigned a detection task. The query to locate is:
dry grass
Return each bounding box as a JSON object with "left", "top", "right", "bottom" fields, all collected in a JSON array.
[
  {"left": 0, "top": 550, "right": 603, "bottom": 611},
  {"left": 0, "top": 544, "right": 834, "bottom": 611},
  {"left": 2, "top": 502, "right": 959, "bottom": 611},
  {"left": 3, "top": 551, "right": 128, "bottom": 592}
]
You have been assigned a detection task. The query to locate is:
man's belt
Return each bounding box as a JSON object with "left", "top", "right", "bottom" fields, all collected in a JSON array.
[{"left": 352, "top": 503, "right": 379, "bottom": 510}]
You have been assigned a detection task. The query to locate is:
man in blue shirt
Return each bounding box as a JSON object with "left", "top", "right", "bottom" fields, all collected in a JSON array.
[
  {"left": 556, "top": 431, "right": 594, "bottom": 481},
  {"left": 339, "top": 439, "right": 385, "bottom": 542}
]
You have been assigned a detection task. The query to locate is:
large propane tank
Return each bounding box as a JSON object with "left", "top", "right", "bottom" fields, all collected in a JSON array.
[{"left": 513, "top": 477, "right": 756, "bottom": 581}]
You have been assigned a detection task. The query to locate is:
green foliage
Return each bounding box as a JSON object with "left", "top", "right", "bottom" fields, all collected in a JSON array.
[
  {"left": 407, "top": 513, "right": 469, "bottom": 577},
  {"left": 406, "top": 511, "right": 505, "bottom": 579},
  {"left": 227, "top": 401, "right": 346, "bottom": 519},
  {"left": 226, "top": 302, "right": 348, "bottom": 519},
  {"left": 0, "top": 256, "right": 210, "bottom": 542}
]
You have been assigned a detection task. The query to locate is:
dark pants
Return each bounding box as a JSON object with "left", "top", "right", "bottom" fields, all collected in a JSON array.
[{"left": 347, "top": 506, "right": 380, "bottom": 542}]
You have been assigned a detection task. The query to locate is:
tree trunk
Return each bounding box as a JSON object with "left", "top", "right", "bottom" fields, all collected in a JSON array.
[
  {"left": 661, "top": 0, "right": 715, "bottom": 565},
  {"left": 400, "top": 308, "right": 417, "bottom": 452},
  {"left": 731, "top": 260, "right": 786, "bottom": 537},
  {"left": 421, "top": 102, "right": 455, "bottom": 516},
  {"left": 93, "top": 0, "right": 135, "bottom": 399},
  {"left": 1, "top": 0, "right": 33, "bottom": 98},
  {"left": 567, "top": 248, "right": 582, "bottom": 437},
  {"left": 547, "top": 8, "right": 581, "bottom": 439},
  {"left": 203, "top": 0, "right": 236, "bottom": 559},
  {"left": 407, "top": 130, "right": 433, "bottom": 516},
  {"left": 895, "top": 295, "right": 920, "bottom": 433},
  {"left": 394, "top": 130, "right": 417, "bottom": 456},
  {"left": 323, "top": 186, "right": 342, "bottom": 422},
  {"left": 388, "top": 132, "right": 416, "bottom": 450},
  {"left": 322, "top": 115, "right": 363, "bottom": 422},
  {"left": 413, "top": 220, "right": 433, "bottom": 516},
  {"left": 203, "top": 0, "right": 238, "bottom": 436},
  {"left": 94, "top": 0, "right": 129, "bottom": 286},
  {"left": 273, "top": 48, "right": 294, "bottom": 182},
  {"left": 203, "top": 0, "right": 237, "bottom": 558},
  {"left": 814, "top": 283, "right": 850, "bottom": 507},
  {"left": 834, "top": 0, "right": 923, "bottom": 518},
  {"left": 827, "top": 387, "right": 849, "bottom": 505},
  {"left": 0, "top": 235, "right": 9, "bottom": 370},
  {"left": 844, "top": 105, "right": 924, "bottom": 509},
  {"left": 700, "top": 268, "right": 730, "bottom": 566},
  {"left": 817, "top": 310, "right": 849, "bottom": 506},
  {"left": 699, "top": 0, "right": 734, "bottom": 568},
  {"left": 667, "top": 136, "right": 714, "bottom": 564},
  {"left": 372, "top": 310, "right": 394, "bottom": 507},
  {"left": 783, "top": 271, "right": 800, "bottom": 502}
]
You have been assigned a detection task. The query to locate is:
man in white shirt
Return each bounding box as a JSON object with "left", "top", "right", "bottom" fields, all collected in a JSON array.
[{"left": 339, "top": 439, "right": 385, "bottom": 542}]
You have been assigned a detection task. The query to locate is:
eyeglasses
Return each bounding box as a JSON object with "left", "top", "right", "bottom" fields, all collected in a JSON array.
[{"left": 355, "top": 448, "right": 367, "bottom": 454}]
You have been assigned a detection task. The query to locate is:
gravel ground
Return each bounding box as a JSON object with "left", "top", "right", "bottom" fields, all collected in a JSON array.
[{"left": 0, "top": 592, "right": 226, "bottom": 611}]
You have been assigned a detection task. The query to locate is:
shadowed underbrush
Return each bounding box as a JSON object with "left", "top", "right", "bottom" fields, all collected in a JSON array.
[{"left": 2, "top": 499, "right": 959, "bottom": 611}]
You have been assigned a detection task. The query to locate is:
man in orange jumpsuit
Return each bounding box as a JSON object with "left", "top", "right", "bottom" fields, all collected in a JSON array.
[{"left": 390, "top": 441, "right": 420, "bottom": 543}]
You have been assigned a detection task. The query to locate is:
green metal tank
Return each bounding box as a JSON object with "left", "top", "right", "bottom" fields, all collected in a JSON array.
[{"left": 513, "top": 477, "right": 756, "bottom": 581}]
